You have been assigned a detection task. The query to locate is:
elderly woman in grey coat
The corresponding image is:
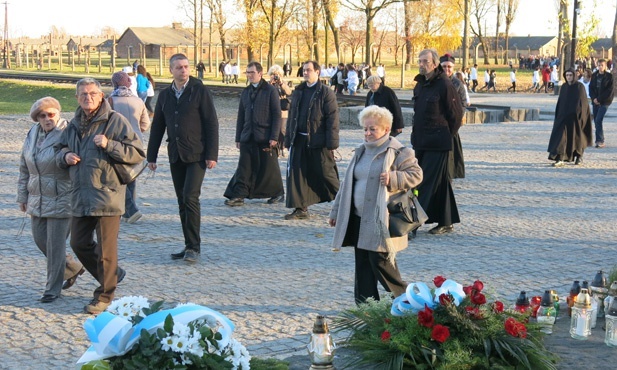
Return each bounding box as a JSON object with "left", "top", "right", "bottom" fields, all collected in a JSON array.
[
  {"left": 329, "top": 105, "right": 423, "bottom": 304},
  {"left": 17, "top": 97, "right": 84, "bottom": 303}
]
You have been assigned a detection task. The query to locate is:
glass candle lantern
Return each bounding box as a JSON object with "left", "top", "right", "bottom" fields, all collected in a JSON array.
[
  {"left": 549, "top": 289, "right": 560, "bottom": 318},
  {"left": 605, "top": 297, "right": 617, "bottom": 347},
  {"left": 537, "top": 290, "right": 557, "bottom": 334},
  {"left": 591, "top": 271, "right": 609, "bottom": 318},
  {"left": 307, "top": 315, "right": 336, "bottom": 369},
  {"left": 515, "top": 291, "right": 530, "bottom": 314},
  {"left": 567, "top": 280, "right": 581, "bottom": 317},
  {"left": 570, "top": 288, "right": 592, "bottom": 340},
  {"left": 582, "top": 281, "right": 599, "bottom": 328}
]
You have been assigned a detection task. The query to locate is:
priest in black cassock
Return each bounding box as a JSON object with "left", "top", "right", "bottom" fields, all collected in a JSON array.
[{"left": 547, "top": 68, "right": 592, "bottom": 167}]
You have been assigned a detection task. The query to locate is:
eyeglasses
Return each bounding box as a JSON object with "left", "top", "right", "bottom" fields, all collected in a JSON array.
[
  {"left": 79, "top": 92, "right": 101, "bottom": 99},
  {"left": 38, "top": 112, "right": 57, "bottom": 119}
]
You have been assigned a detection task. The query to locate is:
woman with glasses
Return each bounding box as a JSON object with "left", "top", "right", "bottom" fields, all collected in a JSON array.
[{"left": 17, "top": 97, "right": 84, "bottom": 303}]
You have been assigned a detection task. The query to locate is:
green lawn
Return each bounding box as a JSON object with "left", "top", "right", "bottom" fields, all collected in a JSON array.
[{"left": 0, "top": 80, "right": 81, "bottom": 115}]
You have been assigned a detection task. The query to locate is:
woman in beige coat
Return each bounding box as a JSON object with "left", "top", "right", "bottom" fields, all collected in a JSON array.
[
  {"left": 267, "top": 65, "right": 292, "bottom": 154},
  {"left": 17, "top": 97, "right": 84, "bottom": 303},
  {"left": 329, "top": 106, "right": 423, "bottom": 304}
]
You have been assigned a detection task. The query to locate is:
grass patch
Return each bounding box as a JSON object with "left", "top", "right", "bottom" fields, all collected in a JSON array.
[
  {"left": 250, "top": 357, "right": 290, "bottom": 370},
  {"left": 0, "top": 80, "right": 83, "bottom": 115}
]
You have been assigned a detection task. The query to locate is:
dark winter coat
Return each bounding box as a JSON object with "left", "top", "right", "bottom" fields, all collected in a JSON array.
[
  {"left": 235, "top": 80, "right": 282, "bottom": 145},
  {"left": 147, "top": 77, "right": 219, "bottom": 164},
  {"left": 590, "top": 70, "right": 614, "bottom": 106},
  {"left": 285, "top": 80, "right": 339, "bottom": 150},
  {"left": 365, "top": 84, "right": 404, "bottom": 132},
  {"left": 410, "top": 67, "right": 463, "bottom": 151},
  {"left": 55, "top": 101, "right": 145, "bottom": 217}
]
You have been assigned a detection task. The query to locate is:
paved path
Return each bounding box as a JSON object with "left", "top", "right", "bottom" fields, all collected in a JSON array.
[{"left": 1, "top": 93, "right": 617, "bottom": 369}]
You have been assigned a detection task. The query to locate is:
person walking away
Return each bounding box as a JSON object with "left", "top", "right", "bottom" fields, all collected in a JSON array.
[
  {"left": 55, "top": 78, "right": 145, "bottom": 314},
  {"left": 590, "top": 59, "right": 614, "bottom": 148},
  {"left": 147, "top": 54, "right": 219, "bottom": 263},
  {"left": 335, "top": 63, "right": 345, "bottom": 95},
  {"left": 376, "top": 63, "right": 386, "bottom": 85},
  {"left": 531, "top": 66, "right": 540, "bottom": 92},
  {"left": 135, "top": 65, "right": 150, "bottom": 102},
  {"left": 196, "top": 61, "right": 205, "bottom": 80},
  {"left": 223, "top": 62, "right": 285, "bottom": 207},
  {"left": 231, "top": 63, "right": 239, "bottom": 84},
  {"left": 411, "top": 49, "right": 463, "bottom": 235},
  {"left": 17, "top": 97, "right": 84, "bottom": 303},
  {"left": 284, "top": 61, "right": 340, "bottom": 220},
  {"left": 345, "top": 64, "right": 359, "bottom": 96},
  {"left": 507, "top": 69, "right": 517, "bottom": 93},
  {"left": 547, "top": 68, "right": 592, "bottom": 167},
  {"left": 470, "top": 64, "right": 478, "bottom": 92},
  {"left": 440, "top": 54, "right": 467, "bottom": 180},
  {"left": 365, "top": 75, "right": 404, "bottom": 137},
  {"left": 108, "top": 71, "right": 151, "bottom": 224},
  {"left": 478, "top": 69, "right": 490, "bottom": 91},
  {"left": 329, "top": 106, "right": 423, "bottom": 304}
]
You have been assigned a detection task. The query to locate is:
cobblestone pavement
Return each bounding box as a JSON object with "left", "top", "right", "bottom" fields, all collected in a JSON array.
[{"left": 1, "top": 93, "right": 617, "bottom": 369}]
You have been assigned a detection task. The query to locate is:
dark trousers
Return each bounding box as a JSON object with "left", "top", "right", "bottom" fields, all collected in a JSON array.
[
  {"left": 348, "top": 214, "right": 407, "bottom": 304},
  {"left": 471, "top": 79, "right": 478, "bottom": 92},
  {"left": 70, "top": 216, "right": 120, "bottom": 303},
  {"left": 170, "top": 160, "right": 206, "bottom": 252},
  {"left": 593, "top": 104, "right": 609, "bottom": 144}
]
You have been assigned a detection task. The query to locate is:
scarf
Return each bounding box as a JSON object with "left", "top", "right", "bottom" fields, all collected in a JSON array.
[{"left": 111, "top": 86, "right": 134, "bottom": 97}]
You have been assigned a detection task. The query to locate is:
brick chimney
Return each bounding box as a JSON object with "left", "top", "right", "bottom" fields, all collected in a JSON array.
[{"left": 172, "top": 22, "right": 183, "bottom": 30}]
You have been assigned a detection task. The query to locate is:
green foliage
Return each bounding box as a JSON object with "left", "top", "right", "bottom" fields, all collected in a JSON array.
[
  {"left": 248, "top": 358, "right": 289, "bottom": 370},
  {"left": 332, "top": 294, "right": 559, "bottom": 370}
]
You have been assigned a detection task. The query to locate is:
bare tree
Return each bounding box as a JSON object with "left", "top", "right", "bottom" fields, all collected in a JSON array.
[
  {"left": 99, "top": 27, "right": 118, "bottom": 38},
  {"left": 182, "top": 0, "right": 206, "bottom": 65},
  {"left": 258, "top": 0, "right": 297, "bottom": 68},
  {"left": 322, "top": 0, "right": 341, "bottom": 62},
  {"left": 494, "top": 0, "right": 502, "bottom": 65},
  {"left": 340, "top": 0, "right": 399, "bottom": 65},
  {"left": 242, "top": 0, "right": 260, "bottom": 62},
  {"left": 503, "top": 0, "right": 518, "bottom": 64},
  {"left": 205, "top": 0, "right": 229, "bottom": 67},
  {"left": 470, "top": 0, "right": 494, "bottom": 65},
  {"left": 339, "top": 16, "right": 365, "bottom": 64},
  {"left": 556, "top": 0, "right": 570, "bottom": 68}
]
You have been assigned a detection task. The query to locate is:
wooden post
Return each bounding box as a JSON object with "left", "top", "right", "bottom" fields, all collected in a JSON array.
[
  {"left": 25, "top": 45, "right": 29, "bottom": 69},
  {"left": 111, "top": 35, "right": 116, "bottom": 72},
  {"left": 58, "top": 45, "right": 62, "bottom": 71},
  {"left": 159, "top": 45, "right": 164, "bottom": 77},
  {"left": 98, "top": 46, "right": 102, "bottom": 73},
  {"left": 86, "top": 48, "right": 90, "bottom": 73},
  {"left": 71, "top": 50, "right": 75, "bottom": 71}
]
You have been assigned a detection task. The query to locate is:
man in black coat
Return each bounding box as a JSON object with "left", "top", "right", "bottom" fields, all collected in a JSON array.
[
  {"left": 223, "top": 62, "right": 284, "bottom": 206},
  {"left": 411, "top": 49, "right": 463, "bottom": 235},
  {"left": 590, "top": 58, "right": 614, "bottom": 148},
  {"left": 147, "top": 53, "right": 219, "bottom": 263},
  {"left": 365, "top": 75, "right": 404, "bottom": 136},
  {"left": 284, "top": 61, "right": 340, "bottom": 220}
]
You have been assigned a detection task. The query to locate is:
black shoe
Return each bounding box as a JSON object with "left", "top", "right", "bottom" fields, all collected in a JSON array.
[
  {"left": 267, "top": 194, "right": 285, "bottom": 204},
  {"left": 171, "top": 249, "right": 186, "bottom": 260},
  {"left": 117, "top": 268, "right": 126, "bottom": 284},
  {"left": 575, "top": 157, "right": 583, "bottom": 165},
  {"left": 62, "top": 267, "right": 85, "bottom": 290},
  {"left": 224, "top": 198, "right": 245, "bottom": 207},
  {"left": 284, "top": 208, "right": 309, "bottom": 220},
  {"left": 184, "top": 249, "right": 200, "bottom": 263},
  {"left": 39, "top": 294, "right": 58, "bottom": 303},
  {"left": 596, "top": 142, "right": 605, "bottom": 148},
  {"left": 429, "top": 225, "right": 454, "bottom": 235}
]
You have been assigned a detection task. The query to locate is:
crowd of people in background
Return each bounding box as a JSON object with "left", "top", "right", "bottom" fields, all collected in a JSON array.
[{"left": 15, "top": 50, "right": 615, "bottom": 312}]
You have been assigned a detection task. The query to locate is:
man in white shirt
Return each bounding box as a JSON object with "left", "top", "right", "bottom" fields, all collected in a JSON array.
[
  {"left": 470, "top": 64, "right": 478, "bottom": 92},
  {"left": 376, "top": 64, "right": 386, "bottom": 85},
  {"left": 507, "top": 69, "right": 516, "bottom": 93}
]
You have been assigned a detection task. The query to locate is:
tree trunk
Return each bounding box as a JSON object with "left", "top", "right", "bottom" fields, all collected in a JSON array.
[
  {"left": 312, "top": 0, "right": 320, "bottom": 62},
  {"left": 268, "top": 0, "right": 275, "bottom": 68},
  {"left": 365, "top": 9, "right": 373, "bottom": 66},
  {"left": 404, "top": 0, "right": 413, "bottom": 67},
  {"left": 322, "top": 0, "right": 340, "bottom": 62},
  {"left": 494, "top": 0, "right": 501, "bottom": 65}
]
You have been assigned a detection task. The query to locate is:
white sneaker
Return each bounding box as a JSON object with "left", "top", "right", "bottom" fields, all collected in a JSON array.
[{"left": 126, "top": 211, "right": 142, "bottom": 224}]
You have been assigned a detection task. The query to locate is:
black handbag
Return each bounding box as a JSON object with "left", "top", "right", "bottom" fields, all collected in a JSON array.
[
  {"left": 103, "top": 109, "right": 147, "bottom": 185},
  {"left": 280, "top": 97, "right": 290, "bottom": 111},
  {"left": 387, "top": 190, "right": 428, "bottom": 237}
]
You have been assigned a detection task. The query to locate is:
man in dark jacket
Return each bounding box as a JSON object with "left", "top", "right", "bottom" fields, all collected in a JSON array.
[
  {"left": 590, "top": 59, "right": 614, "bottom": 148},
  {"left": 284, "top": 60, "right": 340, "bottom": 220},
  {"left": 224, "top": 61, "right": 284, "bottom": 206},
  {"left": 411, "top": 49, "right": 463, "bottom": 235},
  {"left": 147, "top": 53, "right": 219, "bottom": 263},
  {"left": 55, "top": 78, "right": 145, "bottom": 314},
  {"left": 365, "top": 75, "right": 404, "bottom": 136}
]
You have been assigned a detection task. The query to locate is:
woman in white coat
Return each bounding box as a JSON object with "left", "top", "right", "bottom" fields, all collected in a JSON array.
[{"left": 329, "top": 106, "right": 423, "bottom": 304}]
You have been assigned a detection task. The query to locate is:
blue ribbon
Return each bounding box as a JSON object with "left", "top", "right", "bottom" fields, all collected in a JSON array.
[
  {"left": 77, "top": 304, "right": 235, "bottom": 365},
  {"left": 391, "top": 280, "right": 467, "bottom": 316}
]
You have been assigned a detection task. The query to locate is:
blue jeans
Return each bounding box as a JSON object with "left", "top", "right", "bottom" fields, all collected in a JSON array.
[
  {"left": 123, "top": 180, "right": 138, "bottom": 218},
  {"left": 593, "top": 104, "right": 609, "bottom": 144},
  {"left": 170, "top": 161, "right": 207, "bottom": 252}
]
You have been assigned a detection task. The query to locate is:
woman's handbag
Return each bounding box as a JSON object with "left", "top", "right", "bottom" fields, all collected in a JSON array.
[
  {"left": 103, "top": 109, "right": 148, "bottom": 185},
  {"left": 387, "top": 190, "right": 428, "bottom": 237},
  {"left": 280, "top": 97, "right": 290, "bottom": 111}
]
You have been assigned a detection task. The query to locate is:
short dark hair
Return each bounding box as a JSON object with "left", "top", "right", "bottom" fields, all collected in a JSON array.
[
  {"left": 169, "top": 53, "right": 189, "bottom": 68},
  {"left": 247, "top": 61, "right": 263, "bottom": 73},
  {"left": 304, "top": 60, "right": 321, "bottom": 72}
]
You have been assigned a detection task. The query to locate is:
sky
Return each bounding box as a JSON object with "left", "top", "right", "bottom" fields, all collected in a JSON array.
[{"left": 4, "top": 0, "right": 616, "bottom": 40}]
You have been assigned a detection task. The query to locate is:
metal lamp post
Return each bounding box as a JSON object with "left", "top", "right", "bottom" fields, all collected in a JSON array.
[{"left": 570, "top": 0, "right": 581, "bottom": 68}]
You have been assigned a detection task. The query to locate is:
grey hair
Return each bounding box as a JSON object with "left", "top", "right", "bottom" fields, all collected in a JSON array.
[
  {"left": 419, "top": 48, "right": 439, "bottom": 66},
  {"left": 366, "top": 75, "right": 382, "bottom": 85},
  {"left": 358, "top": 105, "right": 393, "bottom": 131},
  {"left": 169, "top": 53, "right": 189, "bottom": 68},
  {"left": 268, "top": 64, "right": 284, "bottom": 77},
  {"left": 75, "top": 78, "right": 101, "bottom": 94}
]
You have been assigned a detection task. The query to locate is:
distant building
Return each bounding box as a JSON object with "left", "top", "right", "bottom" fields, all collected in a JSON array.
[
  {"left": 115, "top": 23, "right": 194, "bottom": 60},
  {"left": 67, "top": 37, "right": 114, "bottom": 54},
  {"left": 591, "top": 38, "right": 613, "bottom": 60},
  {"left": 465, "top": 36, "right": 558, "bottom": 61}
]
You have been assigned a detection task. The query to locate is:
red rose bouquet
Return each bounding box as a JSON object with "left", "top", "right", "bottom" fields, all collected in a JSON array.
[{"left": 333, "top": 276, "right": 558, "bottom": 369}]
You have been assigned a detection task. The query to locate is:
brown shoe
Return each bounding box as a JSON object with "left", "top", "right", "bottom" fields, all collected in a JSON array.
[
  {"left": 284, "top": 208, "right": 309, "bottom": 220},
  {"left": 62, "top": 267, "right": 85, "bottom": 290},
  {"left": 428, "top": 225, "right": 454, "bottom": 235},
  {"left": 84, "top": 299, "right": 110, "bottom": 314}
]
